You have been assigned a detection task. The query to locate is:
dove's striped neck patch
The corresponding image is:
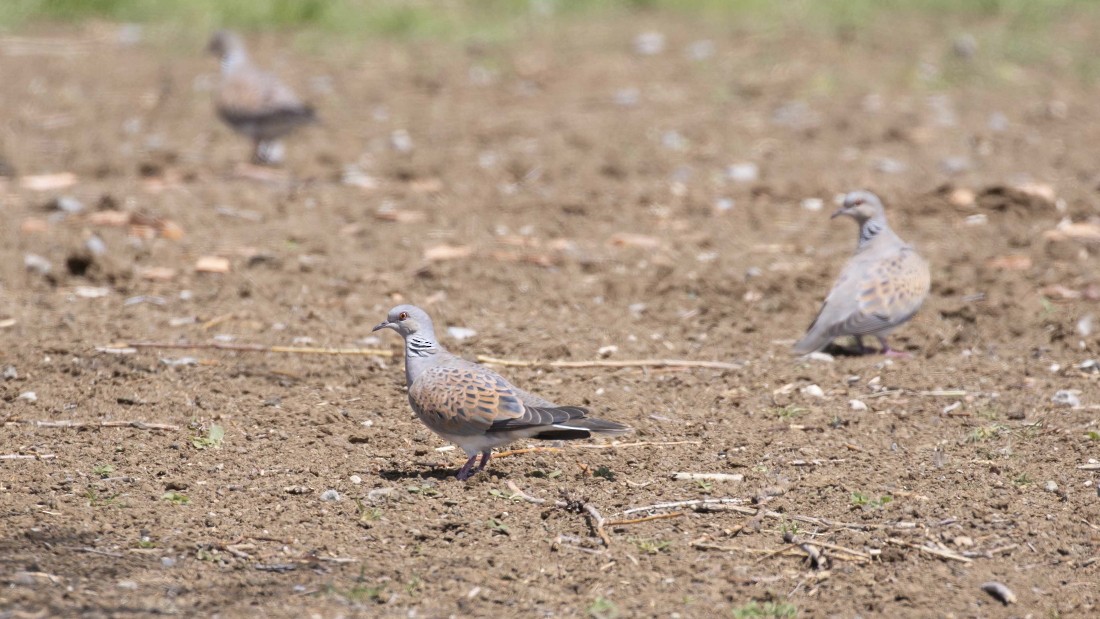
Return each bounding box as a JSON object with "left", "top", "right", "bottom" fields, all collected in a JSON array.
[
  {"left": 859, "top": 219, "right": 884, "bottom": 248},
  {"left": 406, "top": 336, "right": 439, "bottom": 358}
]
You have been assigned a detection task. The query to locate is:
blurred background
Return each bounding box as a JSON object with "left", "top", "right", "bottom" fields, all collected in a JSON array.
[{"left": 4, "top": 1, "right": 1100, "bottom": 617}]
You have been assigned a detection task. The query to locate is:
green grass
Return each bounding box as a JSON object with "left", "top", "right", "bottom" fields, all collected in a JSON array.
[
  {"left": 731, "top": 600, "right": 797, "bottom": 618},
  {"left": 1, "top": 0, "right": 1097, "bottom": 43}
]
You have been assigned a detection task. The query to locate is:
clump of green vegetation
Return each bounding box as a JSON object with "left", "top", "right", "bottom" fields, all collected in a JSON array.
[
  {"left": 967, "top": 424, "right": 1007, "bottom": 443},
  {"left": 406, "top": 484, "right": 439, "bottom": 497},
  {"left": 354, "top": 499, "right": 381, "bottom": 522},
  {"left": 588, "top": 596, "right": 619, "bottom": 619},
  {"left": 773, "top": 405, "right": 806, "bottom": 420},
  {"left": 731, "top": 600, "right": 798, "bottom": 618},
  {"left": 1086, "top": 430, "right": 1100, "bottom": 441},
  {"left": 487, "top": 518, "right": 510, "bottom": 535},
  {"left": 92, "top": 464, "right": 114, "bottom": 478},
  {"left": 850, "top": 491, "right": 892, "bottom": 509},
  {"left": 633, "top": 538, "right": 672, "bottom": 554},
  {"left": 161, "top": 491, "right": 190, "bottom": 504},
  {"left": 85, "top": 487, "right": 121, "bottom": 507},
  {"left": 191, "top": 424, "right": 225, "bottom": 450}
]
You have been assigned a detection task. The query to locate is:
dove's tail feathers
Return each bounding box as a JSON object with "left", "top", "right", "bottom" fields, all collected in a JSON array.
[
  {"left": 554, "top": 417, "right": 633, "bottom": 436},
  {"left": 792, "top": 330, "right": 831, "bottom": 355}
]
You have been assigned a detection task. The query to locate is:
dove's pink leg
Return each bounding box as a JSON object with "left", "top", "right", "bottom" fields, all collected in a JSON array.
[
  {"left": 877, "top": 336, "right": 911, "bottom": 358},
  {"left": 475, "top": 450, "right": 492, "bottom": 472},
  {"left": 455, "top": 454, "right": 480, "bottom": 481}
]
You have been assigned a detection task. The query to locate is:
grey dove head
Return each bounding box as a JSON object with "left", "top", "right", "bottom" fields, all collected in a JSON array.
[
  {"left": 207, "top": 30, "right": 246, "bottom": 60},
  {"left": 831, "top": 190, "right": 885, "bottom": 224},
  {"left": 372, "top": 305, "right": 436, "bottom": 339}
]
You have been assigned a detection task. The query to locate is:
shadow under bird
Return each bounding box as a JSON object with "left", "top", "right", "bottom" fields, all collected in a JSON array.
[
  {"left": 793, "top": 190, "right": 930, "bottom": 357},
  {"left": 207, "top": 30, "right": 316, "bottom": 165},
  {"left": 373, "top": 305, "right": 632, "bottom": 481}
]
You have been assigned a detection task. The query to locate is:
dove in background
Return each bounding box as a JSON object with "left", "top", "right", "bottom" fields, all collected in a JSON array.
[
  {"left": 793, "top": 190, "right": 930, "bottom": 357},
  {"left": 207, "top": 30, "right": 316, "bottom": 165}
]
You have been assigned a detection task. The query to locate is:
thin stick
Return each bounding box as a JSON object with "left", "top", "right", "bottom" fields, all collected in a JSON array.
[
  {"left": 623, "top": 498, "right": 745, "bottom": 515},
  {"left": 5, "top": 420, "right": 179, "bottom": 431},
  {"left": 584, "top": 503, "right": 611, "bottom": 547},
  {"left": 605, "top": 512, "right": 686, "bottom": 527},
  {"left": 506, "top": 480, "right": 547, "bottom": 504},
  {"left": 65, "top": 546, "right": 123, "bottom": 558},
  {"left": 106, "top": 341, "right": 394, "bottom": 357},
  {"left": 887, "top": 538, "right": 972, "bottom": 563},
  {"left": 476, "top": 355, "right": 742, "bottom": 371},
  {"left": 918, "top": 390, "right": 969, "bottom": 397},
  {"left": 508, "top": 482, "right": 611, "bottom": 546},
  {"left": 0, "top": 453, "right": 57, "bottom": 460}
]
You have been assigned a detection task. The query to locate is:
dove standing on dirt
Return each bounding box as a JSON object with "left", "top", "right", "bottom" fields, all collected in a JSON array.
[
  {"left": 793, "top": 191, "right": 930, "bottom": 357},
  {"left": 373, "top": 305, "right": 631, "bottom": 481},
  {"left": 207, "top": 30, "right": 316, "bottom": 165}
]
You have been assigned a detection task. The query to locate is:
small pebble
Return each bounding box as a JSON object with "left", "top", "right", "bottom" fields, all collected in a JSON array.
[
  {"left": 613, "top": 88, "right": 639, "bottom": 107},
  {"left": 980, "top": 581, "right": 1016, "bottom": 605},
  {"left": 633, "top": 31, "right": 665, "bottom": 56},
  {"left": 726, "top": 163, "right": 759, "bottom": 183},
  {"left": 447, "top": 326, "right": 477, "bottom": 341},
  {"left": 850, "top": 400, "right": 868, "bottom": 411},
  {"left": 3, "top": 366, "right": 17, "bottom": 380},
  {"left": 349, "top": 475, "right": 362, "bottom": 485},
  {"left": 161, "top": 557, "right": 176, "bottom": 568},
  {"left": 1052, "top": 389, "right": 1081, "bottom": 408},
  {"left": 18, "top": 391, "right": 37, "bottom": 402},
  {"left": 800, "top": 198, "right": 824, "bottom": 212},
  {"left": 24, "top": 253, "right": 52, "bottom": 275},
  {"left": 367, "top": 487, "right": 395, "bottom": 502},
  {"left": 801, "top": 384, "right": 825, "bottom": 399},
  {"left": 1077, "top": 315, "right": 1093, "bottom": 337},
  {"left": 874, "top": 157, "right": 907, "bottom": 174},
  {"left": 54, "top": 196, "right": 85, "bottom": 214},
  {"left": 1044, "top": 480, "right": 1058, "bottom": 493},
  {"left": 390, "top": 129, "right": 413, "bottom": 153},
  {"left": 685, "top": 39, "right": 714, "bottom": 61},
  {"left": 319, "top": 489, "right": 341, "bottom": 502}
]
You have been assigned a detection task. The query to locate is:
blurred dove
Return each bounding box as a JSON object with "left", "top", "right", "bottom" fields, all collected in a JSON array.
[
  {"left": 207, "top": 30, "right": 316, "bottom": 165},
  {"left": 793, "top": 191, "right": 929, "bottom": 357},
  {"left": 373, "top": 305, "right": 631, "bottom": 480}
]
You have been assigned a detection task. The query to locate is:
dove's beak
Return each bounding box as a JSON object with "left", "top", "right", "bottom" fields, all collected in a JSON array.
[
  {"left": 830, "top": 208, "right": 846, "bottom": 219},
  {"left": 372, "top": 321, "right": 391, "bottom": 333}
]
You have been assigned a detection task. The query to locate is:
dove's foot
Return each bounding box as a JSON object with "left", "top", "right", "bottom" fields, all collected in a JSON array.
[
  {"left": 474, "top": 450, "right": 492, "bottom": 473},
  {"left": 455, "top": 454, "right": 480, "bottom": 481},
  {"left": 878, "top": 337, "right": 912, "bottom": 358}
]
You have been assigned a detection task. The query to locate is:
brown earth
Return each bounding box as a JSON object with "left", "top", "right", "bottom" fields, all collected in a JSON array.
[{"left": 2, "top": 13, "right": 1100, "bottom": 618}]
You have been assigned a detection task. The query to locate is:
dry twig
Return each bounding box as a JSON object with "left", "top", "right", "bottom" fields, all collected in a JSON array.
[
  {"left": 101, "top": 341, "right": 393, "bottom": 357},
  {"left": 504, "top": 481, "right": 610, "bottom": 546},
  {"left": 477, "top": 355, "right": 742, "bottom": 371},
  {"left": 887, "top": 538, "right": 972, "bottom": 563},
  {"left": 605, "top": 512, "right": 686, "bottom": 527},
  {"left": 5, "top": 420, "right": 179, "bottom": 431},
  {"left": 0, "top": 453, "right": 57, "bottom": 460}
]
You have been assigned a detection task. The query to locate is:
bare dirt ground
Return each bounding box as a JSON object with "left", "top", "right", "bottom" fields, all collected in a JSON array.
[{"left": 2, "top": 13, "right": 1100, "bottom": 618}]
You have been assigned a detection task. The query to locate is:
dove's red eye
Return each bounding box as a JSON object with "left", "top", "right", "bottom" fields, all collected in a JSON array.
[{"left": 398, "top": 312, "right": 409, "bottom": 321}]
